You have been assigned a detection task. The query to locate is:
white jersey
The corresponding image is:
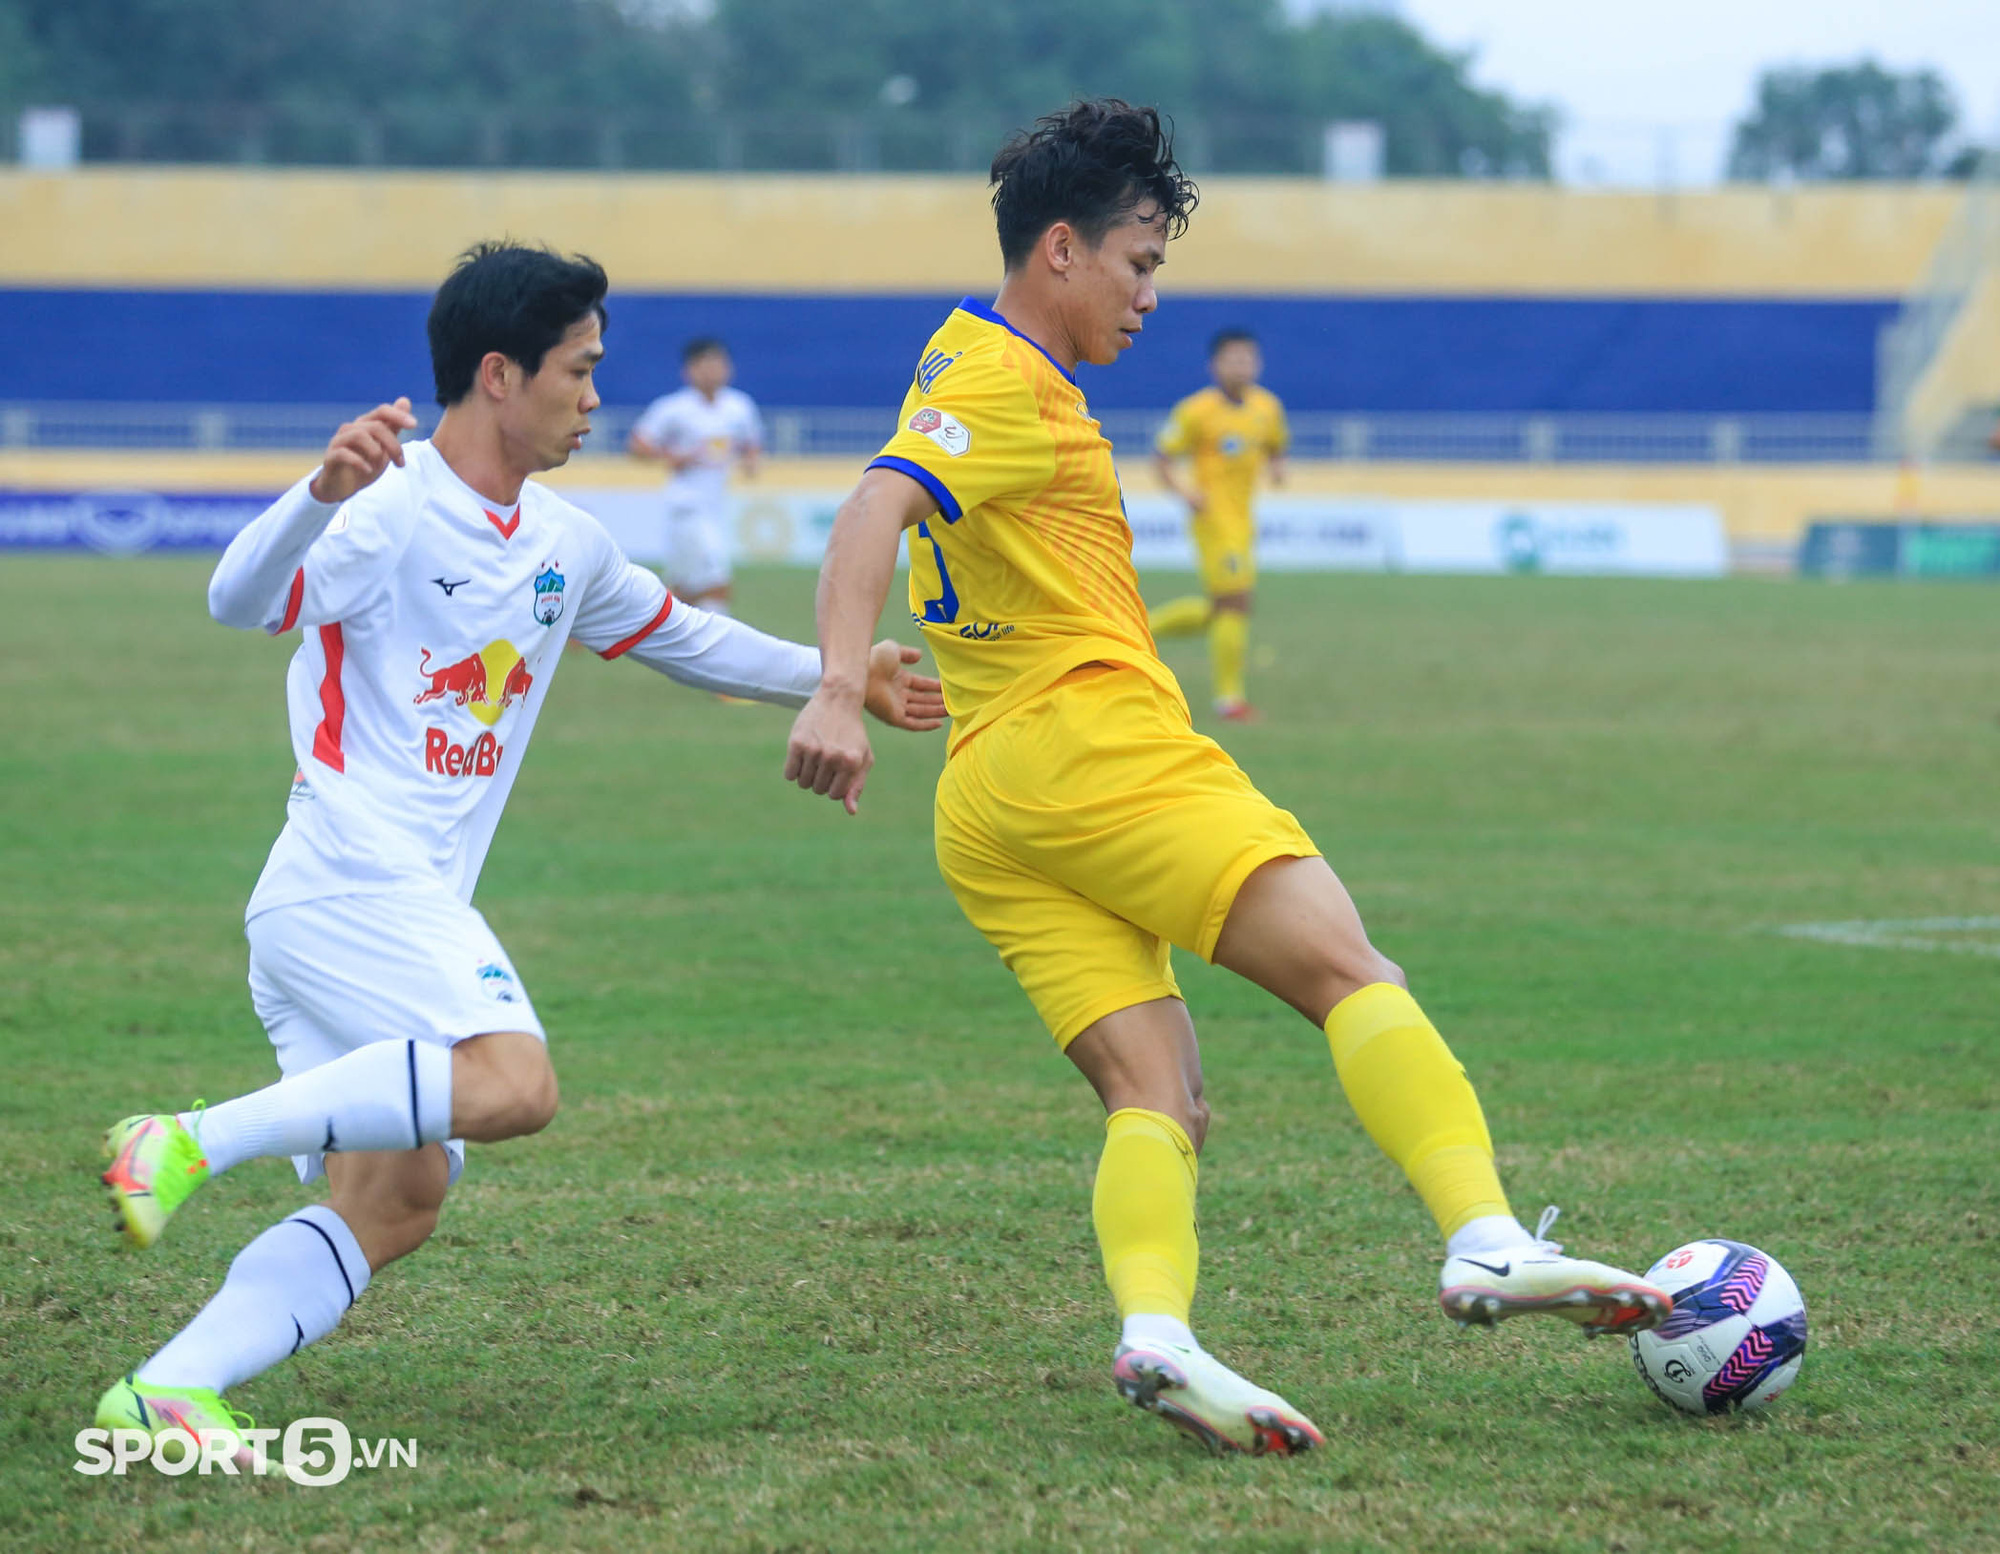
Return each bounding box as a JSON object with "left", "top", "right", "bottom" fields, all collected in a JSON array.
[
  {"left": 631, "top": 386, "right": 762, "bottom": 514},
  {"left": 245, "top": 441, "right": 674, "bottom": 915},
  {"left": 209, "top": 439, "right": 821, "bottom": 920}
]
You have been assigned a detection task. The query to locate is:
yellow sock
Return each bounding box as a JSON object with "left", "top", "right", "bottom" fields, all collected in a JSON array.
[
  {"left": 1092, "top": 1108, "right": 1199, "bottom": 1321},
  {"left": 1209, "top": 608, "right": 1248, "bottom": 705},
  {"left": 1149, "top": 594, "right": 1213, "bottom": 637},
  {"left": 1323, "top": 983, "right": 1511, "bottom": 1239}
]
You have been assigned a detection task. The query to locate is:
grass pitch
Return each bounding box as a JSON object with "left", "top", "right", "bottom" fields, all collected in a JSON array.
[{"left": 1, "top": 559, "right": 1996, "bottom": 1553}]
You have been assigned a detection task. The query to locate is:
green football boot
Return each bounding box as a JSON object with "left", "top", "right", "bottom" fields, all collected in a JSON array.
[
  {"left": 95, "top": 1374, "right": 257, "bottom": 1470},
  {"left": 101, "top": 1111, "right": 211, "bottom": 1250}
]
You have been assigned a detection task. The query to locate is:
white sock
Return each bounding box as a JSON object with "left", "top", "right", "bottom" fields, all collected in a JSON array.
[
  {"left": 136, "top": 1205, "right": 373, "bottom": 1393},
  {"left": 1121, "top": 1313, "right": 1199, "bottom": 1352},
  {"left": 1446, "top": 1214, "right": 1535, "bottom": 1258},
  {"left": 183, "top": 1039, "right": 453, "bottom": 1176}
]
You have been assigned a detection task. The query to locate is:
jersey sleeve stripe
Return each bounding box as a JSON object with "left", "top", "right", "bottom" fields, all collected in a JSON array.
[
  {"left": 868, "top": 456, "right": 963, "bottom": 523},
  {"left": 310, "top": 623, "right": 347, "bottom": 773},
  {"left": 597, "top": 593, "right": 675, "bottom": 660},
  {"left": 272, "top": 568, "right": 305, "bottom": 635}
]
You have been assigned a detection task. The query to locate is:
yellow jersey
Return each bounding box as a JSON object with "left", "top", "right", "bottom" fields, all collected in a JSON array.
[
  {"left": 1154, "top": 384, "right": 1289, "bottom": 522},
  {"left": 870, "top": 299, "right": 1184, "bottom": 754}
]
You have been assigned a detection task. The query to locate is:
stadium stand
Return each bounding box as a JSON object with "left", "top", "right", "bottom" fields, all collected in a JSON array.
[
  {"left": 0, "top": 171, "right": 1956, "bottom": 417},
  {"left": 5, "top": 169, "right": 2000, "bottom": 559}
]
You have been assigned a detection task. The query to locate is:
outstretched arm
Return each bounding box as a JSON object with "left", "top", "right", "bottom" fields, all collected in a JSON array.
[
  {"left": 619, "top": 599, "right": 943, "bottom": 729},
  {"left": 784, "top": 467, "right": 940, "bottom": 815},
  {"left": 618, "top": 601, "right": 818, "bottom": 701},
  {"left": 208, "top": 399, "right": 416, "bottom": 630}
]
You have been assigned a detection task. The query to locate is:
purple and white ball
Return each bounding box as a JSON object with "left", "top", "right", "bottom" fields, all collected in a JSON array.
[{"left": 1630, "top": 1240, "right": 1807, "bottom": 1415}]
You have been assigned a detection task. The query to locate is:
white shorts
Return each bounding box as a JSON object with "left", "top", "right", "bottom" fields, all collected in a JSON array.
[
  {"left": 245, "top": 887, "right": 546, "bottom": 1187},
  {"left": 664, "top": 502, "right": 732, "bottom": 596}
]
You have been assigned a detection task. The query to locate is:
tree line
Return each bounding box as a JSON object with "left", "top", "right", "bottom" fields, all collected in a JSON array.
[
  {"left": 0, "top": 0, "right": 1547, "bottom": 176},
  {"left": 0, "top": 0, "right": 1983, "bottom": 180}
]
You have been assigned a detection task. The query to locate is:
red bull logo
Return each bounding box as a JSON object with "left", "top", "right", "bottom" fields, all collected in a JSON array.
[
  {"left": 414, "top": 640, "right": 532, "bottom": 780},
  {"left": 412, "top": 641, "right": 533, "bottom": 728},
  {"left": 423, "top": 727, "right": 503, "bottom": 777},
  {"left": 414, "top": 649, "right": 485, "bottom": 708}
]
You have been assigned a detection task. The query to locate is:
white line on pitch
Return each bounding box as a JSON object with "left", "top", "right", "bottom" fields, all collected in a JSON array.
[{"left": 1775, "top": 918, "right": 2000, "bottom": 959}]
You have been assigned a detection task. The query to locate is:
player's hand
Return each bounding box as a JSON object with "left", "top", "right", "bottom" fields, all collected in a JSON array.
[
  {"left": 862, "top": 639, "right": 946, "bottom": 733},
  {"left": 310, "top": 398, "right": 417, "bottom": 504},
  {"left": 1183, "top": 487, "right": 1207, "bottom": 514},
  {"left": 785, "top": 688, "right": 875, "bottom": 816}
]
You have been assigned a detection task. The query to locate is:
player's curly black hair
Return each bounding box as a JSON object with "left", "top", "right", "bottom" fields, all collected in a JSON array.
[
  {"left": 989, "top": 99, "right": 1199, "bottom": 270},
  {"left": 428, "top": 242, "right": 609, "bottom": 406}
]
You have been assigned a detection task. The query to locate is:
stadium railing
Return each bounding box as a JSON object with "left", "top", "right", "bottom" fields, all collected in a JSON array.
[{"left": 0, "top": 403, "right": 1887, "bottom": 465}]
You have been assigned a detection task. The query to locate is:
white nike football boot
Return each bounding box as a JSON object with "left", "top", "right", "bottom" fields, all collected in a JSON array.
[
  {"left": 1113, "top": 1338, "right": 1324, "bottom": 1456},
  {"left": 1439, "top": 1206, "right": 1671, "bottom": 1337}
]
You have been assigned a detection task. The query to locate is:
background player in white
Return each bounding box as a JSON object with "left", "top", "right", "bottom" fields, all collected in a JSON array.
[
  {"left": 93, "top": 244, "right": 944, "bottom": 1455},
  {"left": 627, "top": 337, "right": 762, "bottom": 614}
]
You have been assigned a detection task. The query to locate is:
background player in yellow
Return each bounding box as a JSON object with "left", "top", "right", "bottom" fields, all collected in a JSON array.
[
  {"left": 1149, "top": 328, "right": 1288, "bottom": 720},
  {"left": 783, "top": 99, "right": 1668, "bottom": 1458}
]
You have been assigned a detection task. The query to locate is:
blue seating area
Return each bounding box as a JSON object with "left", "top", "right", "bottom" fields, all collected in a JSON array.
[{"left": 2, "top": 289, "right": 1895, "bottom": 415}]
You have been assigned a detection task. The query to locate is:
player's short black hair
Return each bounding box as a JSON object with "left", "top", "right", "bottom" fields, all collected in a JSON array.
[
  {"left": 1209, "top": 327, "right": 1258, "bottom": 357},
  {"left": 681, "top": 336, "right": 728, "bottom": 364},
  {"left": 427, "top": 242, "right": 609, "bottom": 406},
  {"left": 989, "top": 99, "right": 1198, "bottom": 270}
]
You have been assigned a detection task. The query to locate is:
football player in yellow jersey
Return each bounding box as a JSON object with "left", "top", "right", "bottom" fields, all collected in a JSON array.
[
  {"left": 1148, "top": 328, "right": 1288, "bottom": 720},
  {"left": 784, "top": 100, "right": 1667, "bottom": 1457}
]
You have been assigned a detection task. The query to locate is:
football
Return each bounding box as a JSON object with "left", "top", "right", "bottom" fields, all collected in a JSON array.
[{"left": 1629, "top": 1240, "right": 1807, "bottom": 1415}]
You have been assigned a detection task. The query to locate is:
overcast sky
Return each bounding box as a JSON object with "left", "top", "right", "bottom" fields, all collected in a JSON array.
[{"left": 1394, "top": 0, "right": 2000, "bottom": 184}]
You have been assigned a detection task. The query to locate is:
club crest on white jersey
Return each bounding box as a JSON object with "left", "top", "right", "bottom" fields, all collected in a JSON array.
[{"left": 533, "top": 563, "right": 565, "bottom": 626}]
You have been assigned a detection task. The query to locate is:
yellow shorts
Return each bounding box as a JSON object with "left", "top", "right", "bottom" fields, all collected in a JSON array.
[
  {"left": 1194, "top": 512, "right": 1255, "bottom": 596},
  {"left": 934, "top": 665, "right": 1319, "bottom": 1046}
]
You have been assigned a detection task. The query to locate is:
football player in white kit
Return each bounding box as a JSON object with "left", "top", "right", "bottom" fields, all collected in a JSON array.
[
  {"left": 627, "top": 337, "right": 762, "bottom": 613},
  {"left": 93, "top": 245, "right": 945, "bottom": 1454}
]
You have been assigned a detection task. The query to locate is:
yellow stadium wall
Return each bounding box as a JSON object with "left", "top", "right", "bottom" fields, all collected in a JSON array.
[
  {"left": 9, "top": 450, "right": 1999, "bottom": 554},
  {"left": 0, "top": 168, "right": 1963, "bottom": 296}
]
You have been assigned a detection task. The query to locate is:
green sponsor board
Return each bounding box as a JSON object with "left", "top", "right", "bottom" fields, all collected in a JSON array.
[
  {"left": 1902, "top": 525, "right": 2000, "bottom": 577},
  {"left": 1800, "top": 520, "right": 2000, "bottom": 578}
]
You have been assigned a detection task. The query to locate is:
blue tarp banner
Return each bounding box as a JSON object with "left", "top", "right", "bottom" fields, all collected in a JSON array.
[{"left": 0, "top": 490, "right": 274, "bottom": 552}]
